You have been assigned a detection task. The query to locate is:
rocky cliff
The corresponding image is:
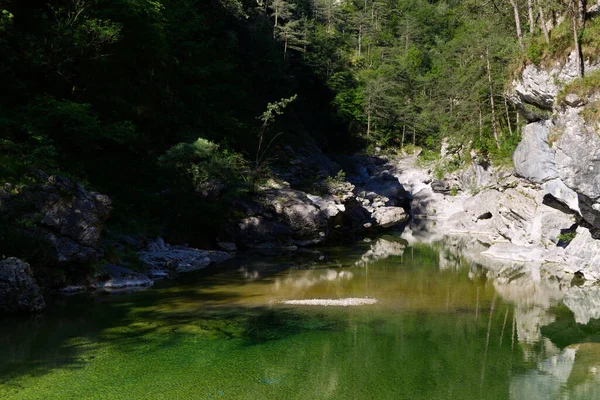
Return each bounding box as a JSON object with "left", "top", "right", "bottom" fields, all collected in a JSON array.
[{"left": 396, "top": 48, "right": 600, "bottom": 282}]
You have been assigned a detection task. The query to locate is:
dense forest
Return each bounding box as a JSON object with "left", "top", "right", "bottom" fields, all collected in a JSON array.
[{"left": 0, "top": 0, "right": 593, "bottom": 254}]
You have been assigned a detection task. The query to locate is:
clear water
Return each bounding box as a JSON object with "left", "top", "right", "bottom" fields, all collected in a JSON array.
[{"left": 1, "top": 236, "right": 600, "bottom": 399}]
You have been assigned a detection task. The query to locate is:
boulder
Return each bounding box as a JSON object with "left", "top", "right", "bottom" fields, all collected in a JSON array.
[
  {"left": 513, "top": 121, "right": 558, "bottom": 183},
  {"left": 371, "top": 207, "right": 408, "bottom": 228},
  {"left": 0, "top": 258, "right": 45, "bottom": 314}
]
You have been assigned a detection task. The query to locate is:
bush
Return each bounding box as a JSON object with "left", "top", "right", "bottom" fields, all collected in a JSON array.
[{"left": 159, "top": 138, "right": 248, "bottom": 197}]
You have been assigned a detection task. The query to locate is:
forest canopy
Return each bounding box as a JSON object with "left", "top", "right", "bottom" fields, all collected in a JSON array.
[{"left": 0, "top": 0, "right": 587, "bottom": 238}]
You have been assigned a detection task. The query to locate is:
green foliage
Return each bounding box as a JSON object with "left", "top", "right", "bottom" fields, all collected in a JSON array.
[
  {"left": 557, "top": 231, "right": 577, "bottom": 245},
  {"left": 159, "top": 138, "right": 247, "bottom": 197},
  {"left": 557, "top": 70, "right": 600, "bottom": 105}
]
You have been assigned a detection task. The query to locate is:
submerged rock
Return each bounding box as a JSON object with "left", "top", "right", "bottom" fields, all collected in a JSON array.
[
  {"left": 93, "top": 264, "right": 153, "bottom": 289},
  {"left": 0, "top": 258, "right": 45, "bottom": 314}
]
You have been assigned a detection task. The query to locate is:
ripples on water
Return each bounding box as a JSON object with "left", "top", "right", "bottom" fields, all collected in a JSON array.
[{"left": 1, "top": 234, "right": 600, "bottom": 399}]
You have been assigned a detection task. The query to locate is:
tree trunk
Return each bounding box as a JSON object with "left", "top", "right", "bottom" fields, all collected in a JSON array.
[
  {"left": 401, "top": 120, "right": 406, "bottom": 148},
  {"left": 412, "top": 125, "right": 416, "bottom": 146},
  {"left": 504, "top": 96, "right": 513, "bottom": 136},
  {"left": 358, "top": 24, "right": 362, "bottom": 57},
  {"left": 367, "top": 108, "right": 371, "bottom": 137},
  {"left": 579, "top": 0, "right": 586, "bottom": 27},
  {"left": 509, "top": 0, "right": 524, "bottom": 50},
  {"left": 273, "top": 8, "right": 278, "bottom": 38},
  {"left": 486, "top": 46, "right": 501, "bottom": 150},
  {"left": 527, "top": 0, "right": 535, "bottom": 35},
  {"left": 284, "top": 38, "right": 288, "bottom": 59},
  {"left": 572, "top": 0, "right": 584, "bottom": 78},
  {"left": 539, "top": 7, "right": 550, "bottom": 44},
  {"left": 479, "top": 106, "right": 483, "bottom": 140}
]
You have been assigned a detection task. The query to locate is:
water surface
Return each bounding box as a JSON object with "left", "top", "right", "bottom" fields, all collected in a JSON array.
[{"left": 1, "top": 236, "right": 600, "bottom": 399}]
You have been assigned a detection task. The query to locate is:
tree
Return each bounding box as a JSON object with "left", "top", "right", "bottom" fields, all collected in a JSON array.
[
  {"left": 276, "top": 19, "right": 306, "bottom": 57},
  {"left": 268, "top": 0, "right": 295, "bottom": 36}
]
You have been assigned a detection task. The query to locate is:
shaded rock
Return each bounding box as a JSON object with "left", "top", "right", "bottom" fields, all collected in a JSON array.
[
  {"left": 513, "top": 121, "right": 558, "bottom": 183},
  {"left": 233, "top": 188, "right": 334, "bottom": 248},
  {"left": 138, "top": 238, "right": 233, "bottom": 273},
  {"left": 360, "top": 170, "right": 410, "bottom": 206},
  {"left": 0, "top": 258, "right": 45, "bottom": 314},
  {"left": 1, "top": 174, "right": 112, "bottom": 266},
  {"left": 217, "top": 241, "right": 237, "bottom": 252}
]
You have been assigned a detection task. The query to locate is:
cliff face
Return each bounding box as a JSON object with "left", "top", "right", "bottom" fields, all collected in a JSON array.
[
  {"left": 511, "top": 50, "right": 600, "bottom": 227},
  {"left": 396, "top": 47, "right": 600, "bottom": 281}
]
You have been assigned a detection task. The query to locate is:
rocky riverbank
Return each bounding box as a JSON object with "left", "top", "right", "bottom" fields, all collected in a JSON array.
[{"left": 0, "top": 150, "right": 415, "bottom": 313}]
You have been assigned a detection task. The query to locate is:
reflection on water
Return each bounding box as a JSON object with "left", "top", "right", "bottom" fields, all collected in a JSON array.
[{"left": 1, "top": 235, "right": 600, "bottom": 399}]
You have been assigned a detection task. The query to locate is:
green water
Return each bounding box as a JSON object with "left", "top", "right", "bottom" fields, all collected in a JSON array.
[{"left": 1, "top": 237, "right": 600, "bottom": 399}]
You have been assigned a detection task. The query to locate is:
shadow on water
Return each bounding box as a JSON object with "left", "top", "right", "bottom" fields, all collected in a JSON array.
[{"left": 0, "top": 250, "right": 361, "bottom": 385}]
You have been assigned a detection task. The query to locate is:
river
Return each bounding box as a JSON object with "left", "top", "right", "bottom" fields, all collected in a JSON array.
[{"left": 1, "top": 233, "right": 599, "bottom": 399}]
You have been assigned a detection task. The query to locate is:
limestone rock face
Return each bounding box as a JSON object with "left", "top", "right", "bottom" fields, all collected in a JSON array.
[
  {"left": 511, "top": 50, "right": 600, "bottom": 112},
  {"left": 447, "top": 185, "right": 575, "bottom": 248},
  {"left": 0, "top": 258, "right": 45, "bottom": 314},
  {"left": 513, "top": 121, "right": 558, "bottom": 183},
  {"left": 513, "top": 64, "right": 560, "bottom": 110},
  {"left": 554, "top": 108, "right": 600, "bottom": 201},
  {"left": 563, "top": 227, "right": 600, "bottom": 280}
]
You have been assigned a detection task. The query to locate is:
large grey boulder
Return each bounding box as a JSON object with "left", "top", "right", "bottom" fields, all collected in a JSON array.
[
  {"left": 513, "top": 121, "right": 558, "bottom": 183},
  {"left": 0, "top": 258, "right": 45, "bottom": 314},
  {"left": 371, "top": 207, "right": 408, "bottom": 228}
]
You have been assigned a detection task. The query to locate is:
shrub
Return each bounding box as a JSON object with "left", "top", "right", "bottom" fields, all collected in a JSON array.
[{"left": 159, "top": 138, "right": 248, "bottom": 197}]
